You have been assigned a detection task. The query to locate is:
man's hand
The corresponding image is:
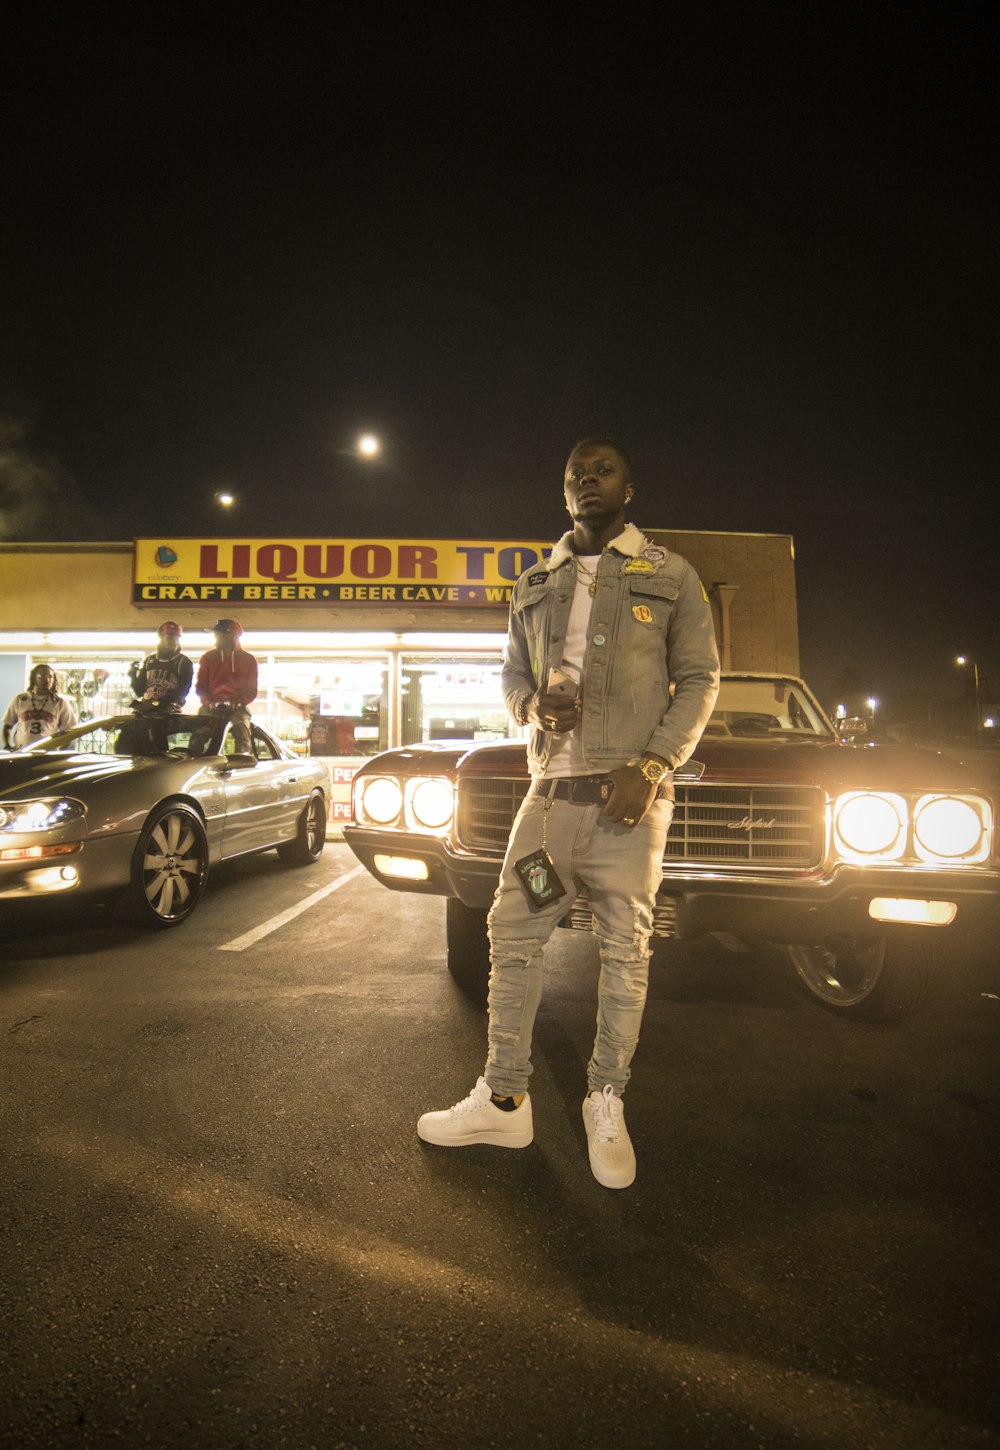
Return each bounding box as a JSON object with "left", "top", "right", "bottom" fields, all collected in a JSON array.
[
  {"left": 526, "top": 689, "right": 580, "bottom": 735},
  {"left": 602, "top": 753, "right": 672, "bottom": 826},
  {"left": 602, "top": 767, "right": 659, "bottom": 825}
]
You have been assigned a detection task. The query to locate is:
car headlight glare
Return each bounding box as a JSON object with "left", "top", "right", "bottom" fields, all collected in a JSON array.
[
  {"left": 408, "top": 777, "right": 454, "bottom": 831},
  {"left": 833, "top": 791, "right": 907, "bottom": 860},
  {"left": 913, "top": 795, "right": 990, "bottom": 863},
  {"left": 0, "top": 797, "right": 86, "bottom": 832},
  {"left": 359, "top": 776, "right": 403, "bottom": 826}
]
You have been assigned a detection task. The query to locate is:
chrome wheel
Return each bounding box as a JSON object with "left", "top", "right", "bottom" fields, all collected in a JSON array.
[
  {"left": 278, "top": 792, "right": 326, "bottom": 865},
  {"left": 129, "top": 803, "right": 208, "bottom": 926},
  {"left": 786, "top": 934, "right": 941, "bottom": 1021},
  {"left": 788, "top": 937, "right": 886, "bottom": 1009}
]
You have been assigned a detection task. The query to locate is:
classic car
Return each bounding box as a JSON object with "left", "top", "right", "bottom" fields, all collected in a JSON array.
[
  {"left": 0, "top": 711, "right": 327, "bottom": 925},
  {"left": 344, "top": 674, "right": 999, "bottom": 1020}
]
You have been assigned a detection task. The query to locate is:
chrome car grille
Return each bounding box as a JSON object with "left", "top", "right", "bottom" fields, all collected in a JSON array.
[
  {"left": 664, "top": 785, "right": 824, "bottom": 868},
  {"left": 457, "top": 778, "right": 824, "bottom": 870},
  {"left": 457, "top": 778, "right": 532, "bottom": 852}
]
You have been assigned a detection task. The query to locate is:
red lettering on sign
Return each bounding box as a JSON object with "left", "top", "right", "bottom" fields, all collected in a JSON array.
[
  {"left": 397, "top": 545, "right": 438, "bottom": 579},
  {"left": 302, "top": 544, "right": 345, "bottom": 578},
  {"left": 351, "top": 544, "right": 392, "bottom": 579},
  {"left": 257, "top": 543, "right": 297, "bottom": 581},
  {"left": 200, "top": 544, "right": 227, "bottom": 577}
]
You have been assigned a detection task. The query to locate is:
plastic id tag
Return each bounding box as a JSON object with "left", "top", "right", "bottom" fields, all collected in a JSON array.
[{"left": 513, "top": 849, "right": 567, "bottom": 910}]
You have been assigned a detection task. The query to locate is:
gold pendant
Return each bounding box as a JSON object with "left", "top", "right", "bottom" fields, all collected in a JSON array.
[{"left": 589, "top": 581, "right": 597, "bottom": 596}]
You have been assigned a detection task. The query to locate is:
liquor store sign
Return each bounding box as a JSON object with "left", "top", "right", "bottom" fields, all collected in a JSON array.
[{"left": 133, "top": 538, "right": 552, "bottom": 606}]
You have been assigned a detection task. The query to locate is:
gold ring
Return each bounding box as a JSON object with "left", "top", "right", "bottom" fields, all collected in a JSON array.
[
  {"left": 623, "top": 816, "right": 636, "bottom": 826},
  {"left": 544, "top": 717, "right": 557, "bottom": 729}
]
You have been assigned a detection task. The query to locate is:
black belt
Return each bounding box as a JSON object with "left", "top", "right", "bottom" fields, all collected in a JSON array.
[
  {"left": 531, "top": 775, "right": 671, "bottom": 805},
  {"left": 532, "top": 776, "right": 614, "bottom": 805}
]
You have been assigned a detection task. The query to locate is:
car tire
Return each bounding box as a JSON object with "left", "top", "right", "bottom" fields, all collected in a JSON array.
[
  {"left": 126, "top": 801, "right": 209, "bottom": 928},
  {"left": 446, "top": 897, "right": 490, "bottom": 987},
  {"left": 277, "top": 792, "right": 327, "bottom": 865},
  {"left": 784, "top": 933, "right": 947, "bottom": 1021}
]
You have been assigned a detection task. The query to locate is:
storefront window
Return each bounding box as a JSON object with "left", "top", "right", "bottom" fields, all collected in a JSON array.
[
  {"left": 400, "top": 656, "right": 514, "bottom": 746},
  {"left": 33, "top": 659, "right": 136, "bottom": 722},
  {"left": 19, "top": 644, "right": 516, "bottom": 757},
  {"left": 256, "top": 657, "right": 389, "bottom": 758}
]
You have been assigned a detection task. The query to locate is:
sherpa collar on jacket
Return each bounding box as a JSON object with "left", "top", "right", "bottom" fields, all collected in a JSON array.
[{"left": 545, "top": 522, "right": 648, "bottom": 570}]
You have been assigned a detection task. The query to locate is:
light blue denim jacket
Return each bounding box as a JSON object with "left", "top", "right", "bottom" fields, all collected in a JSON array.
[{"left": 501, "top": 523, "right": 720, "bottom": 778}]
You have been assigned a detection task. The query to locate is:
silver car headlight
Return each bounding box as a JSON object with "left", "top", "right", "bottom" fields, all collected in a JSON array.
[
  {"left": 0, "top": 798, "right": 86, "bottom": 832},
  {"left": 913, "top": 794, "right": 991, "bottom": 864},
  {"left": 407, "top": 777, "right": 455, "bottom": 832},
  {"left": 833, "top": 791, "right": 907, "bottom": 862},
  {"left": 357, "top": 776, "right": 404, "bottom": 827}
]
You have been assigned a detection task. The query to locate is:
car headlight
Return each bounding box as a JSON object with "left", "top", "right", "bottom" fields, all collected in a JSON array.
[
  {"left": 358, "top": 776, "right": 403, "bottom": 826},
  {"left": 913, "top": 794, "right": 991, "bottom": 864},
  {"left": 407, "top": 777, "right": 454, "bottom": 831},
  {"left": 0, "top": 798, "right": 86, "bottom": 832},
  {"left": 833, "top": 791, "right": 907, "bottom": 862}
]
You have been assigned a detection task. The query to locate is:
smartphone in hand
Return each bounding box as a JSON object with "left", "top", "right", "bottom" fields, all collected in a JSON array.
[{"left": 546, "top": 667, "right": 579, "bottom": 699}]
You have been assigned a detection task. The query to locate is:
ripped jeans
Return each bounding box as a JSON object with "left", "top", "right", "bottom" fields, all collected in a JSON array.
[{"left": 485, "top": 789, "right": 673, "bottom": 1097}]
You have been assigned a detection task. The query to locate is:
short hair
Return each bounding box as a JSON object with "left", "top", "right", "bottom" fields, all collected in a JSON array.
[{"left": 569, "top": 435, "right": 633, "bottom": 476}]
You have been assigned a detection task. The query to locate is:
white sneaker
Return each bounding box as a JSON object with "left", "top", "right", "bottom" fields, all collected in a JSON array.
[
  {"left": 417, "top": 1077, "right": 533, "bottom": 1148},
  {"left": 582, "top": 1085, "right": 636, "bottom": 1189}
]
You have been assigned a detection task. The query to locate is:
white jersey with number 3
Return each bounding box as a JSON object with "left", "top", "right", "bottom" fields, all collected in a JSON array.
[{"left": 2, "top": 691, "right": 77, "bottom": 750}]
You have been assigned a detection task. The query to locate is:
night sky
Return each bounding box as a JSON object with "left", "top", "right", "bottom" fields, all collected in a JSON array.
[{"left": 1, "top": 12, "right": 995, "bottom": 708}]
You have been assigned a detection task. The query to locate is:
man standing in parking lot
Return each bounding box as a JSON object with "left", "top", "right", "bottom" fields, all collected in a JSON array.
[
  {"left": 417, "top": 438, "right": 720, "bottom": 1188},
  {"left": 196, "top": 618, "right": 258, "bottom": 754}
]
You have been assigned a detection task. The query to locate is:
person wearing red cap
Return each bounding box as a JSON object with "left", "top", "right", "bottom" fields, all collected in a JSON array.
[
  {"left": 196, "top": 619, "right": 258, "bottom": 753},
  {"left": 130, "top": 622, "right": 194, "bottom": 711}
]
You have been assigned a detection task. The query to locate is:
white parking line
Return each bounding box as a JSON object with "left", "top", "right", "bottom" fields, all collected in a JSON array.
[{"left": 218, "top": 863, "right": 367, "bottom": 952}]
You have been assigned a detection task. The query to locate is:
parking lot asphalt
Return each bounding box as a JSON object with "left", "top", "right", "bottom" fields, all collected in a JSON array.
[{"left": 2, "top": 844, "right": 999, "bottom": 1449}]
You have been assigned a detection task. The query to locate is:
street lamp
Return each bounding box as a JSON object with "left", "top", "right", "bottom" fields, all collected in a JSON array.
[
  {"left": 357, "top": 434, "right": 381, "bottom": 458},
  {"left": 867, "top": 697, "right": 877, "bottom": 734},
  {"left": 955, "top": 656, "right": 983, "bottom": 738}
]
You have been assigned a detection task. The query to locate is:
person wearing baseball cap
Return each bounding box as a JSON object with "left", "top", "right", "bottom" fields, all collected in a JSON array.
[
  {"left": 196, "top": 618, "right": 258, "bottom": 753},
  {"left": 130, "top": 621, "right": 193, "bottom": 711}
]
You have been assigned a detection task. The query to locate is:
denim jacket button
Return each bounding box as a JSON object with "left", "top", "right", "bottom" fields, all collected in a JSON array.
[{"left": 593, "top": 634, "right": 606, "bottom": 645}]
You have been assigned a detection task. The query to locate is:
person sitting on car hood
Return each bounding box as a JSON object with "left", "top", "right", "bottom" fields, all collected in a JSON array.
[
  {"left": 131, "top": 621, "right": 193, "bottom": 712},
  {"left": 196, "top": 618, "right": 258, "bottom": 754}
]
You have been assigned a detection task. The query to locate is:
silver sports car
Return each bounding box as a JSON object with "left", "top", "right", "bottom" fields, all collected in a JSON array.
[{"left": 0, "top": 712, "right": 328, "bottom": 926}]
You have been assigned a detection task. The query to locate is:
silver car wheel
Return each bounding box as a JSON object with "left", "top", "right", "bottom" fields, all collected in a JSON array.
[
  {"left": 788, "top": 937, "right": 886, "bottom": 1009},
  {"left": 785, "top": 934, "right": 941, "bottom": 1021},
  {"left": 277, "top": 791, "right": 326, "bottom": 865},
  {"left": 130, "top": 803, "right": 209, "bottom": 927}
]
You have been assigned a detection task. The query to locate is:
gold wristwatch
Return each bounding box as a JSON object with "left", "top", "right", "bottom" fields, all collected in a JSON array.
[{"left": 627, "top": 755, "right": 672, "bottom": 785}]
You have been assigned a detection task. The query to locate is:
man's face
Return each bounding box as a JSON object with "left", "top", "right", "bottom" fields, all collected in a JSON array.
[
  {"left": 158, "top": 632, "right": 180, "bottom": 656},
  {"left": 34, "top": 667, "right": 55, "bottom": 692},
  {"left": 564, "top": 445, "right": 633, "bottom": 524},
  {"left": 214, "top": 629, "right": 236, "bottom": 649}
]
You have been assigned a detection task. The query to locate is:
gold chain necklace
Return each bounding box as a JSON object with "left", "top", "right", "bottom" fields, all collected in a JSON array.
[{"left": 574, "top": 556, "right": 599, "bottom": 597}]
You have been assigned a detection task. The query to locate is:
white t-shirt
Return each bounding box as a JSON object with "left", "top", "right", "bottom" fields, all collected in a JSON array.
[
  {"left": 544, "top": 556, "right": 598, "bottom": 778},
  {"left": 3, "top": 691, "right": 77, "bottom": 750}
]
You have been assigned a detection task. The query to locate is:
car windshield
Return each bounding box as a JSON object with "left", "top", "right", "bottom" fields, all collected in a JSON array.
[
  {"left": 703, "top": 679, "right": 835, "bottom": 740},
  {"left": 25, "top": 713, "right": 227, "bottom": 758}
]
